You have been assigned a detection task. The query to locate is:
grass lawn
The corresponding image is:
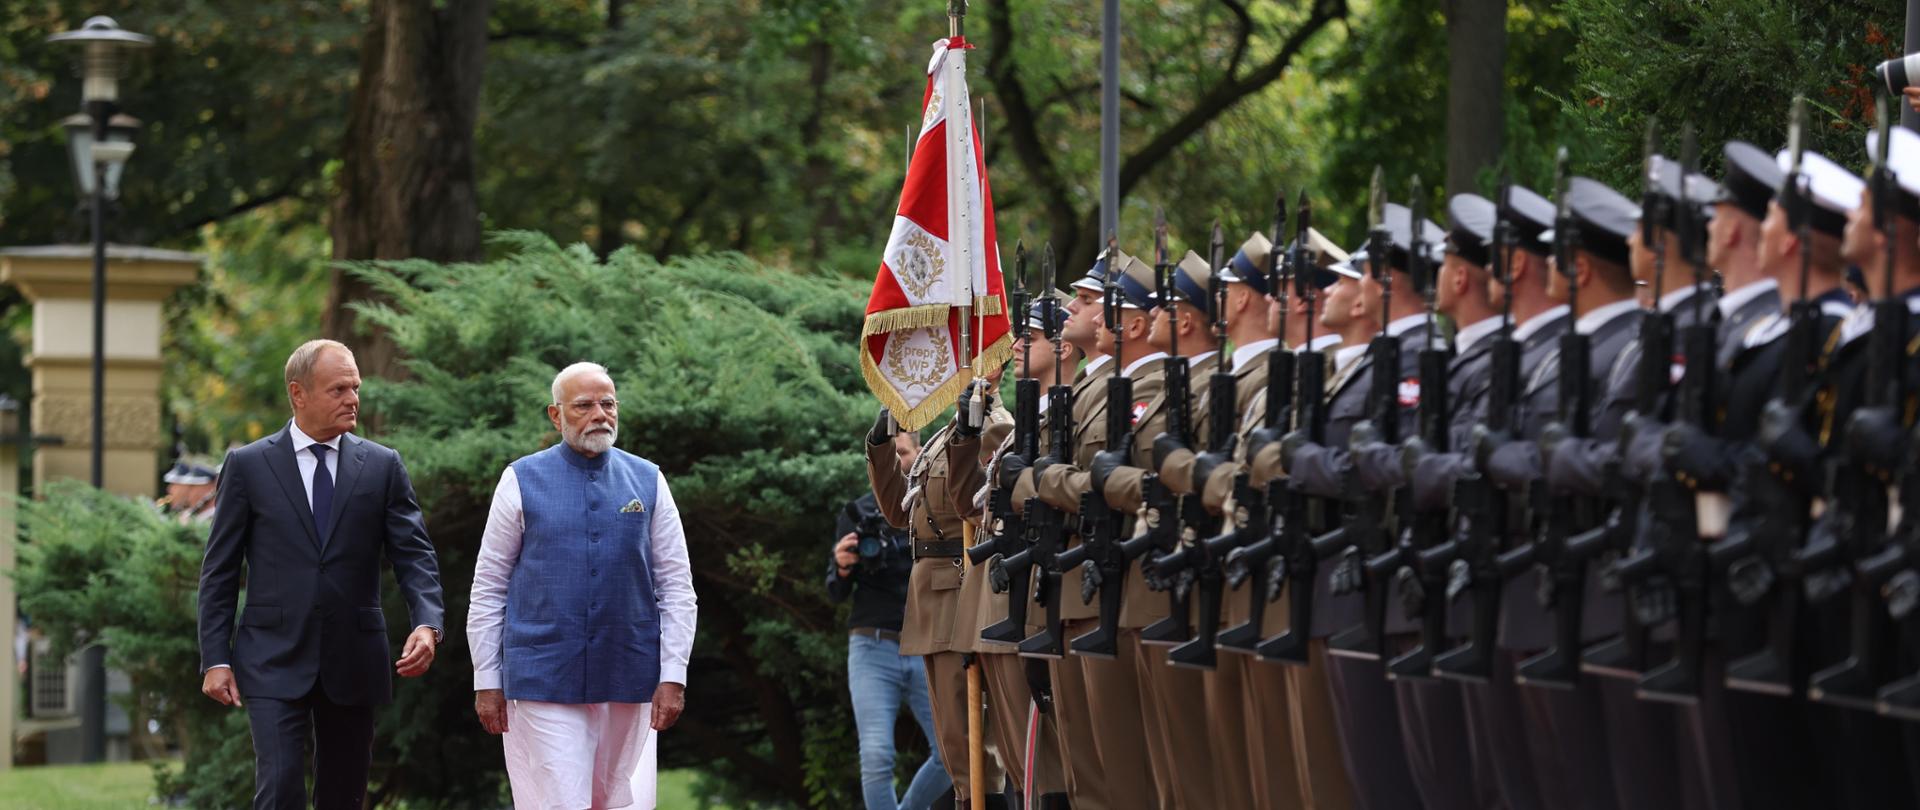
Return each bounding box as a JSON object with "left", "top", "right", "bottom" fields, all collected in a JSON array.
[
  {"left": 0, "top": 763, "right": 706, "bottom": 809},
  {"left": 0, "top": 761, "right": 162, "bottom": 808}
]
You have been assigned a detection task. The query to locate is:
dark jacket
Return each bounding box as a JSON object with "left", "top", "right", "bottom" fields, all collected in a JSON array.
[
  {"left": 827, "top": 492, "right": 912, "bottom": 632},
  {"left": 197, "top": 425, "right": 444, "bottom": 706}
]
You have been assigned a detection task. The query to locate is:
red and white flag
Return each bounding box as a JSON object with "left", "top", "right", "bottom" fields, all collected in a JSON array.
[{"left": 860, "top": 36, "right": 1011, "bottom": 431}]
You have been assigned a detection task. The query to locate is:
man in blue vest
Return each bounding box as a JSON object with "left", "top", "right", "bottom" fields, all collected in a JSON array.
[{"left": 469, "top": 361, "right": 699, "bottom": 809}]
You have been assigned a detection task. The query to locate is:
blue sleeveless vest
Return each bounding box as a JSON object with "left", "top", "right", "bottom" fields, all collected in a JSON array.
[{"left": 503, "top": 443, "right": 662, "bottom": 704}]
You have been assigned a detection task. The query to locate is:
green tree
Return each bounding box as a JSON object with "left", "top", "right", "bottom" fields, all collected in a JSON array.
[
  {"left": 1559, "top": 0, "right": 1899, "bottom": 190},
  {"left": 12, "top": 482, "right": 252, "bottom": 808}
]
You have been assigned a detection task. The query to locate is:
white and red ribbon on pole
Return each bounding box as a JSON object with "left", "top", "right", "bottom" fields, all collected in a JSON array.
[{"left": 860, "top": 36, "right": 1011, "bottom": 431}]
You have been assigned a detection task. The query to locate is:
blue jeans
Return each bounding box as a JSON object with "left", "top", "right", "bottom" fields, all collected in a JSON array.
[{"left": 849, "top": 632, "right": 951, "bottom": 810}]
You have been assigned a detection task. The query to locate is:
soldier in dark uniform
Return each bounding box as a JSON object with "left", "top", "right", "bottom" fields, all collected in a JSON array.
[
  {"left": 1279, "top": 203, "right": 1441, "bottom": 810},
  {"left": 1709, "top": 143, "right": 1787, "bottom": 367},
  {"left": 1481, "top": 177, "right": 1653, "bottom": 810}
]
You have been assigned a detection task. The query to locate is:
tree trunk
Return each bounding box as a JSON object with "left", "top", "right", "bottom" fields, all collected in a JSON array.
[
  {"left": 597, "top": 0, "right": 628, "bottom": 259},
  {"left": 326, "top": 0, "right": 492, "bottom": 379},
  {"left": 1444, "top": 0, "right": 1506, "bottom": 198}
]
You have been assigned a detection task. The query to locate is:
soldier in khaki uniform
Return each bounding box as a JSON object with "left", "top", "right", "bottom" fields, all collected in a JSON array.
[
  {"left": 1160, "top": 230, "right": 1356, "bottom": 810},
  {"left": 950, "top": 297, "right": 1076, "bottom": 807},
  {"left": 1092, "top": 250, "right": 1223, "bottom": 807},
  {"left": 867, "top": 372, "right": 1011, "bottom": 809},
  {"left": 1024, "top": 254, "right": 1172, "bottom": 807},
  {"left": 1012, "top": 251, "right": 1162, "bottom": 808}
]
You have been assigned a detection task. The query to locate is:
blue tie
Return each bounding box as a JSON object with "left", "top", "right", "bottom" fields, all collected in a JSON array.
[{"left": 310, "top": 444, "right": 334, "bottom": 542}]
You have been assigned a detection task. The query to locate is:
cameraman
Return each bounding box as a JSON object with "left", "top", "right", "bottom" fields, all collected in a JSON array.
[{"left": 832, "top": 430, "right": 952, "bottom": 810}]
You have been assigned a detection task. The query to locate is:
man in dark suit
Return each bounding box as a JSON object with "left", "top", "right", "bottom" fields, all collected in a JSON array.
[{"left": 197, "top": 338, "right": 445, "bottom": 810}]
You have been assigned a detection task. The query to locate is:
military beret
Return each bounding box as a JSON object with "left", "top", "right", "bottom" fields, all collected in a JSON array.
[
  {"left": 1715, "top": 141, "right": 1783, "bottom": 222},
  {"left": 1774, "top": 149, "right": 1865, "bottom": 238}
]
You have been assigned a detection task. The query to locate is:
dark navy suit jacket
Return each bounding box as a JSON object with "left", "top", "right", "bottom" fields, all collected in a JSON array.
[{"left": 197, "top": 425, "right": 445, "bottom": 706}]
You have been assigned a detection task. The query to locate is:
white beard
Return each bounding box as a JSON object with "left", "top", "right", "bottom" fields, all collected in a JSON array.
[{"left": 567, "top": 424, "right": 617, "bottom": 455}]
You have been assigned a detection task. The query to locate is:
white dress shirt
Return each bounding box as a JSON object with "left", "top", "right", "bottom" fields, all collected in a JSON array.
[
  {"left": 287, "top": 420, "right": 342, "bottom": 510},
  {"left": 469, "top": 464, "right": 699, "bottom": 691},
  {"left": 1512, "top": 304, "right": 1570, "bottom": 344}
]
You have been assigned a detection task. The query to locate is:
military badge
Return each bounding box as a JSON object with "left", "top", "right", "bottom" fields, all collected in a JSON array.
[
  {"left": 1397, "top": 377, "right": 1421, "bottom": 407},
  {"left": 620, "top": 499, "right": 647, "bottom": 514}
]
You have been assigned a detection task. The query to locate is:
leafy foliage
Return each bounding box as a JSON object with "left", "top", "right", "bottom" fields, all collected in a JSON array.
[
  {"left": 11, "top": 482, "right": 252, "bottom": 808},
  {"left": 1558, "top": 0, "right": 1899, "bottom": 190}
]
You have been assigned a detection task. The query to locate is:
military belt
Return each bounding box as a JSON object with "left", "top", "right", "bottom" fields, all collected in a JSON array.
[{"left": 912, "top": 539, "right": 964, "bottom": 558}]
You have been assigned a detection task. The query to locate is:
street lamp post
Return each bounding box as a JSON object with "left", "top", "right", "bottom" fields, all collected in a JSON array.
[{"left": 48, "top": 14, "right": 150, "bottom": 765}]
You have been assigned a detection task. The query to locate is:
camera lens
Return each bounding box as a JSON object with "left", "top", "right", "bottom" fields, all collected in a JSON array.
[
  {"left": 859, "top": 535, "right": 884, "bottom": 559},
  {"left": 1879, "top": 53, "right": 1920, "bottom": 94}
]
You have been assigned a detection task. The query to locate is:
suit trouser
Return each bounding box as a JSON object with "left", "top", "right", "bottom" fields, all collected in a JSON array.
[
  {"left": 1458, "top": 653, "right": 1547, "bottom": 810},
  {"left": 1136, "top": 636, "right": 1220, "bottom": 808},
  {"left": 1076, "top": 624, "right": 1164, "bottom": 807},
  {"left": 1050, "top": 643, "right": 1113, "bottom": 809},
  {"left": 1322, "top": 650, "right": 1422, "bottom": 810},
  {"left": 925, "top": 651, "right": 1005, "bottom": 802},
  {"left": 245, "top": 683, "right": 375, "bottom": 810}
]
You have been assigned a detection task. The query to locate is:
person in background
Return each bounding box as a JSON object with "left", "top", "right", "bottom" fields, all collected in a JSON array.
[{"left": 833, "top": 430, "right": 952, "bottom": 810}]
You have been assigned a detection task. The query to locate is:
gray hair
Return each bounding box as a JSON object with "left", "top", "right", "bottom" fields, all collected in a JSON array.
[
  {"left": 285, "top": 339, "right": 352, "bottom": 388},
  {"left": 551, "top": 361, "right": 612, "bottom": 405}
]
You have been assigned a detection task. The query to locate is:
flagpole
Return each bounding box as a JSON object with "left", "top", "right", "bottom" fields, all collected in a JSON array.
[{"left": 947, "top": 2, "right": 986, "bottom": 805}]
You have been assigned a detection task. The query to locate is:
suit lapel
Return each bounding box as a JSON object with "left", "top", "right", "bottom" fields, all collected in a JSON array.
[
  {"left": 323, "top": 433, "right": 368, "bottom": 551},
  {"left": 264, "top": 427, "right": 322, "bottom": 549}
]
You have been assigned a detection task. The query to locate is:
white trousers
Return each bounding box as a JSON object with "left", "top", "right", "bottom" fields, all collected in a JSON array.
[{"left": 504, "top": 700, "right": 657, "bottom": 809}]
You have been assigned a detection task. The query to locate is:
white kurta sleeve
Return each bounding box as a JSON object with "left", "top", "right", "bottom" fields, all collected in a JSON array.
[
  {"left": 650, "top": 470, "right": 698, "bottom": 686},
  {"left": 469, "top": 466, "right": 525, "bottom": 691}
]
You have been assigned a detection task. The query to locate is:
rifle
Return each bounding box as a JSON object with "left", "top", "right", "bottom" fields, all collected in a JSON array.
[
  {"left": 970, "top": 243, "right": 1039, "bottom": 643},
  {"left": 1581, "top": 124, "right": 1677, "bottom": 682},
  {"left": 1429, "top": 178, "right": 1525, "bottom": 682},
  {"left": 1382, "top": 177, "right": 1454, "bottom": 680},
  {"left": 1257, "top": 195, "right": 1333, "bottom": 666},
  {"left": 1716, "top": 106, "right": 1822, "bottom": 697},
  {"left": 1808, "top": 94, "right": 1910, "bottom": 712},
  {"left": 1065, "top": 234, "right": 1131, "bottom": 659},
  {"left": 1506, "top": 149, "right": 1599, "bottom": 689},
  {"left": 1167, "top": 224, "right": 1239, "bottom": 669},
  {"left": 1016, "top": 246, "right": 1075, "bottom": 659},
  {"left": 1137, "top": 212, "right": 1201, "bottom": 647},
  {"left": 1220, "top": 191, "right": 1300, "bottom": 656},
  {"left": 1616, "top": 124, "right": 1716, "bottom": 703},
  {"left": 1327, "top": 167, "right": 1401, "bottom": 662}
]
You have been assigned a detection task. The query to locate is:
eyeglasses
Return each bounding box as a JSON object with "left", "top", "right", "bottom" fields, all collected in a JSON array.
[{"left": 562, "top": 398, "right": 619, "bottom": 416}]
